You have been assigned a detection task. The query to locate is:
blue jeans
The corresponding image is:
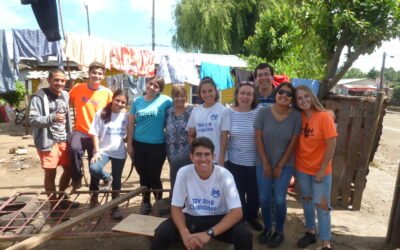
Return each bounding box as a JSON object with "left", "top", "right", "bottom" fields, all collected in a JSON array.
[
  {"left": 295, "top": 170, "right": 332, "bottom": 241},
  {"left": 256, "top": 165, "right": 294, "bottom": 233},
  {"left": 89, "top": 153, "right": 126, "bottom": 199}
]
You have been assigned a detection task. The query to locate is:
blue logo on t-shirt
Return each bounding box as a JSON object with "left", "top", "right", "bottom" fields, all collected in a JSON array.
[
  {"left": 211, "top": 188, "right": 220, "bottom": 198},
  {"left": 210, "top": 113, "right": 218, "bottom": 120},
  {"left": 122, "top": 120, "right": 127, "bottom": 126}
]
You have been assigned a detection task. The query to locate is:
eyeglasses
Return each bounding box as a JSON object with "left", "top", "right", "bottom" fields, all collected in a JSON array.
[
  {"left": 277, "top": 89, "right": 294, "bottom": 97},
  {"left": 256, "top": 73, "right": 272, "bottom": 78}
]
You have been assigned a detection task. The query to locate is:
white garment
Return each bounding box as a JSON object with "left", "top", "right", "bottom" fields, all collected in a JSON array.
[
  {"left": 89, "top": 110, "right": 128, "bottom": 159},
  {"left": 157, "top": 54, "right": 200, "bottom": 85},
  {"left": 186, "top": 103, "right": 230, "bottom": 163},
  {"left": 172, "top": 164, "right": 241, "bottom": 216},
  {"left": 64, "top": 32, "right": 116, "bottom": 70}
]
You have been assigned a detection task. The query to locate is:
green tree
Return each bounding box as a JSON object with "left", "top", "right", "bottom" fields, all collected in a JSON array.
[
  {"left": 344, "top": 68, "right": 366, "bottom": 79},
  {"left": 0, "top": 81, "right": 25, "bottom": 107},
  {"left": 390, "top": 86, "right": 400, "bottom": 106},
  {"left": 367, "top": 67, "right": 380, "bottom": 79}
]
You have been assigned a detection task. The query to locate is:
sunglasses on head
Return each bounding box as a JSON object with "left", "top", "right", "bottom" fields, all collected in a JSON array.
[
  {"left": 239, "top": 81, "right": 255, "bottom": 86},
  {"left": 277, "top": 89, "right": 294, "bottom": 97}
]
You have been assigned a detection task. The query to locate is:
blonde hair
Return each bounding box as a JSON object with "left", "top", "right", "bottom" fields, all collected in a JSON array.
[
  {"left": 146, "top": 76, "right": 166, "bottom": 92},
  {"left": 171, "top": 84, "right": 187, "bottom": 98},
  {"left": 295, "top": 85, "right": 326, "bottom": 111}
]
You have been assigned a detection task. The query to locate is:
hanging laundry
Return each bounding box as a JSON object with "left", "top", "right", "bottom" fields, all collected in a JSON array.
[
  {"left": 22, "top": 0, "right": 61, "bottom": 41},
  {"left": 110, "top": 46, "right": 155, "bottom": 77},
  {"left": 0, "top": 30, "right": 15, "bottom": 93},
  {"left": 200, "top": 62, "right": 234, "bottom": 90},
  {"left": 105, "top": 73, "right": 146, "bottom": 105},
  {"left": 12, "top": 29, "right": 63, "bottom": 79},
  {"left": 157, "top": 54, "right": 199, "bottom": 85},
  {"left": 292, "top": 78, "right": 320, "bottom": 95},
  {"left": 231, "top": 68, "right": 254, "bottom": 85},
  {"left": 273, "top": 74, "right": 290, "bottom": 87},
  {"left": 64, "top": 32, "right": 115, "bottom": 71}
]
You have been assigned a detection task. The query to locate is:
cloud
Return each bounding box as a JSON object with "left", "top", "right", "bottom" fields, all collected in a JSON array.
[
  {"left": 0, "top": 2, "right": 28, "bottom": 28},
  {"left": 130, "top": 0, "right": 176, "bottom": 20}
]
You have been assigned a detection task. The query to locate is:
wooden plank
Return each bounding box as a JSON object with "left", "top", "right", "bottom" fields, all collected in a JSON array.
[
  {"left": 6, "top": 187, "right": 146, "bottom": 250},
  {"left": 330, "top": 101, "right": 351, "bottom": 206},
  {"left": 340, "top": 102, "right": 364, "bottom": 207},
  {"left": 352, "top": 92, "right": 385, "bottom": 210},
  {"left": 112, "top": 214, "right": 167, "bottom": 237},
  {"left": 386, "top": 163, "right": 400, "bottom": 248}
]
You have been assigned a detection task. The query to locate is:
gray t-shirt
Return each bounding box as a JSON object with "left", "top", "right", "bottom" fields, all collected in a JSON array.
[{"left": 254, "top": 106, "right": 302, "bottom": 167}]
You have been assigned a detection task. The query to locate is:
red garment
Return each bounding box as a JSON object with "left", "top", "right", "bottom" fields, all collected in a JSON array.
[
  {"left": 272, "top": 74, "right": 290, "bottom": 87},
  {"left": 111, "top": 46, "right": 155, "bottom": 76}
]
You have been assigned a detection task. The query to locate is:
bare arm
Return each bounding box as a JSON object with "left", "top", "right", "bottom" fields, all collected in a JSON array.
[
  {"left": 171, "top": 206, "right": 201, "bottom": 250},
  {"left": 187, "top": 127, "right": 196, "bottom": 145},
  {"left": 127, "top": 114, "right": 135, "bottom": 159},
  {"left": 255, "top": 129, "right": 272, "bottom": 178},
  {"left": 218, "top": 131, "right": 229, "bottom": 166},
  {"left": 90, "top": 135, "right": 102, "bottom": 163},
  {"left": 315, "top": 137, "right": 336, "bottom": 182},
  {"left": 273, "top": 135, "right": 299, "bottom": 179}
]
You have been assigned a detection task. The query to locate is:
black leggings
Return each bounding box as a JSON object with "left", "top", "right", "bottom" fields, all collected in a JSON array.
[{"left": 133, "top": 140, "right": 166, "bottom": 203}]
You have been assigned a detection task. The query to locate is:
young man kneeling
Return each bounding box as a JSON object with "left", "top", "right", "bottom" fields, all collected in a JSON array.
[{"left": 152, "top": 137, "right": 253, "bottom": 250}]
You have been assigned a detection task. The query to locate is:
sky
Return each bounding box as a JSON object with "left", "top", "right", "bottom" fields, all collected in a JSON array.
[{"left": 0, "top": 0, "right": 399, "bottom": 73}]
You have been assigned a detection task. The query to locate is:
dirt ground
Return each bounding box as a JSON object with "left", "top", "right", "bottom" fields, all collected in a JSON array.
[{"left": 0, "top": 111, "right": 399, "bottom": 250}]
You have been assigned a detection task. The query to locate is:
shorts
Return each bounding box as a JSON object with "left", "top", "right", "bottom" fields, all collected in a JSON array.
[{"left": 37, "top": 142, "right": 70, "bottom": 169}]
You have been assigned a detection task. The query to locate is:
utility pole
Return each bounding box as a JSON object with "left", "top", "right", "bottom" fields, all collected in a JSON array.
[
  {"left": 152, "top": 0, "right": 155, "bottom": 51},
  {"left": 380, "top": 52, "right": 386, "bottom": 90},
  {"left": 84, "top": 2, "right": 91, "bottom": 36}
]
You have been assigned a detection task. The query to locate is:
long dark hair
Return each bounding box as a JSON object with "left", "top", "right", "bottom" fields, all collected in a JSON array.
[
  {"left": 198, "top": 77, "right": 219, "bottom": 102},
  {"left": 101, "top": 89, "right": 127, "bottom": 124}
]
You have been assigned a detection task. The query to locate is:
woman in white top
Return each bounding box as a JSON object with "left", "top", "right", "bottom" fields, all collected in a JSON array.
[
  {"left": 89, "top": 89, "right": 128, "bottom": 220},
  {"left": 223, "top": 82, "right": 263, "bottom": 231},
  {"left": 186, "top": 77, "right": 230, "bottom": 166}
]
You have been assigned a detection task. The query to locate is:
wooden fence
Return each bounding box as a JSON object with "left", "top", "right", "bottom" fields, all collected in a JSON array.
[{"left": 323, "top": 92, "right": 387, "bottom": 210}]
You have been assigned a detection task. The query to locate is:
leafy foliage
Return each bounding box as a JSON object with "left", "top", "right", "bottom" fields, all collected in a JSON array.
[
  {"left": 390, "top": 86, "right": 400, "bottom": 106},
  {"left": 0, "top": 81, "right": 26, "bottom": 107},
  {"left": 344, "top": 68, "right": 367, "bottom": 79}
]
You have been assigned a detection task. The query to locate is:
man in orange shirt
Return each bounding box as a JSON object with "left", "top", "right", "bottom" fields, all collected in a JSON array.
[{"left": 69, "top": 62, "right": 113, "bottom": 192}]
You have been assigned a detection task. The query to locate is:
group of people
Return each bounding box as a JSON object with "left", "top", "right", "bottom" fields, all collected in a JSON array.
[{"left": 28, "top": 61, "right": 337, "bottom": 250}]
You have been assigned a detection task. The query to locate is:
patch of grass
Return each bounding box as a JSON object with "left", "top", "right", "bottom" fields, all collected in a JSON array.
[{"left": 370, "top": 161, "right": 380, "bottom": 168}]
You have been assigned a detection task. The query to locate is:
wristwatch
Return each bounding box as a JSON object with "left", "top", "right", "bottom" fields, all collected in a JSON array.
[{"left": 206, "top": 228, "right": 215, "bottom": 237}]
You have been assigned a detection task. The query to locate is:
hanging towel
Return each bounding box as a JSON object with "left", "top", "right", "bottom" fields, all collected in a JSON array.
[
  {"left": 292, "top": 78, "right": 320, "bottom": 95},
  {"left": 273, "top": 74, "right": 290, "bottom": 87},
  {"left": 157, "top": 54, "right": 199, "bottom": 85},
  {"left": 200, "top": 62, "right": 234, "bottom": 90},
  {"left": 22, "top": 0, "right": 61, "bottom": 41},
  {"left": 231, "top": 68, "right": 254, "bottom": 85},
  {"left": 12, "top": 29, "right": 63, "bottom": 79},
  {"left": 110, "top": 46, "right": 155, "bottom": 77},
  {"left": 0, "top": 30, "right": 15, "bottom": 93},
  {"left": 64, "top": 32, "right": 114, "bottom": 71}
]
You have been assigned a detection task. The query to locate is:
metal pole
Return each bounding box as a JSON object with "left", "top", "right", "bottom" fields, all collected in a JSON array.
[
  {"left": 152, "top": 0, "right": 155, "bottom": 51},
  {"left": 85, "top": 3, "right": 91, "bottom": 36},
  {"left": 380, "top": 52, "right": 386, "bottom": 90}
]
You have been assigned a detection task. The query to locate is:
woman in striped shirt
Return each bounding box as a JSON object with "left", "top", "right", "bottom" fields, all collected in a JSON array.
[{"left": 223, "top": 81, "right": 263, "bottom": 231}]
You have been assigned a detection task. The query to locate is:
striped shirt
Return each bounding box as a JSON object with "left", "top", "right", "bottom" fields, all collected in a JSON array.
[{"left": 227, "top": 107, "right": 261, "bottom": 167}]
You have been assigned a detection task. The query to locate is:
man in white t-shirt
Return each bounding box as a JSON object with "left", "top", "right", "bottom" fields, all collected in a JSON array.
[{"left": 151, "top": 137, "right": 252, "bottom": 250}]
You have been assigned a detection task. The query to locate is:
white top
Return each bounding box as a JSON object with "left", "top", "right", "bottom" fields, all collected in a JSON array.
[
  {"left": 89, "top": 109, "right": 128, "bottom": 159},
  {"left": 186, "top": 103, "right": 230, "bottom": 163},
  {"left": 172, "top": 164, "right": 241, "bottom": 216},
  {"left": 227, "top": 107, "right": 260, "bottom": 167}
]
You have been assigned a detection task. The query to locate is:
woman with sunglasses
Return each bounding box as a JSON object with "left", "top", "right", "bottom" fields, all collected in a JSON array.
[
  {"left": 294, "top": 85, "right": 337, "bottom": 250},
  {"left": 222, "top": 82, "right": 263, "bottom": 231},
  {"left": 254, "top": 82, "right": 301, "bottom": 248}
]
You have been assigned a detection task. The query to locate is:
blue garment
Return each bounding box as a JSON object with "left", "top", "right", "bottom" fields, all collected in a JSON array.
[
  {"left": 296, "top": 170, "right": 332, "bottom": 241},
  {"left": 292, "top": 78, "right": 320, "bottom": 95},
  {"left": 130, "top": 94, "right": 172, "bottom": 144},
  {"left": 258, "top": 95, "right": 275, "bottom": 107},
  {"left": 0, "top": 30, "right": 14, "bottom": 93},
  {"left": 256, "top": 165, "right": 294, "bottom": 233},
  {"left": 200, "top": 62, "right": 234, "bottom": 90},
  {"left": 12, "top": 29, "right": 63, "bottom": 79}
]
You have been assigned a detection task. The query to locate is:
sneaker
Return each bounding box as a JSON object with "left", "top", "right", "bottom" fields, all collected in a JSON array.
[
  {"left": 90, "top": 196, "right": 100, "bottom": 208},
  {"left": 59, "top": 199, "right": 80, "bottom": 209},
  {"left": 297, "top": 232, "right": 317, "bottom": 248},
  {"left": 111, "top": 207, "right": 123, "bottom": 220},
  {"left": 257, "top": 229, "right": 273, "bottom": 244},
  {"left": 139, "top": 202, "right": 152, "bottom": 215},
  {"left": 100, "top": 176, "right": 113, "bottom": 192},
  {"left": 247, "top": 219, "right": 263, "bottom": 231},
  {"left": 267, "top": 232, "right": 284, "bottom": 248}
]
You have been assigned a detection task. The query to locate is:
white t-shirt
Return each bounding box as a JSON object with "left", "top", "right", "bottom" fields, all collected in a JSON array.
[
  {"left": 186, "top": 103, "right": 230, "bottom": 163},
  {"left": 89, "top": 109, "right": 128, "bottom": 159},
  {"left": 172, "top": 164, "right": 241, "bottom": 216}
]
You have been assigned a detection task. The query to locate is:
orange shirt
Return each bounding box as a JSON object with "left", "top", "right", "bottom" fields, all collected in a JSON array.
[
  {"left": 69, "top": 83, "right": 113, "bottom": 135},
  {"left": 296, "top": 111, "right": 338, "bottom": 175}
]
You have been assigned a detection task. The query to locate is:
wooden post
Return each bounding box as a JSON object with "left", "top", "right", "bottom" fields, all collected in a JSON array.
[
  {"left": 386, "top": 163, "right": 400, "bottom": 248},
  {"left": 6, "top": 187, "right": 145, "bottom": 250}
]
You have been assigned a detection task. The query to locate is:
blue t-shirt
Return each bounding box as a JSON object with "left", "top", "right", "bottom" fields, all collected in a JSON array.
[{"left": 130, "top": 94, "right": 172, "bottom": 144}]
